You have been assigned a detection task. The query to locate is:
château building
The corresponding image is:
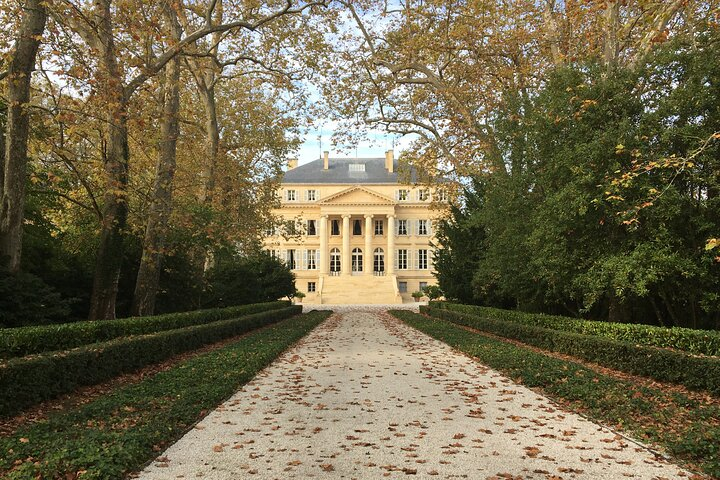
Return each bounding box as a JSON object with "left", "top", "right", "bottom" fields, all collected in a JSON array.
[{"left": 263, "top": 150, "right": 447, "bottom": 304}]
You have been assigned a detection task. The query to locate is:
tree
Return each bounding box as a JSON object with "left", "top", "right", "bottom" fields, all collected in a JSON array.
[{"left": 0, "top": 0, "right": 48, "bottom": 272}]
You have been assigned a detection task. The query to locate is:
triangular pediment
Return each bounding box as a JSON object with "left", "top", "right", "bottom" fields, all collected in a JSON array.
[{"left": 319, "top": 185, "right": 395, "bottom": 205}]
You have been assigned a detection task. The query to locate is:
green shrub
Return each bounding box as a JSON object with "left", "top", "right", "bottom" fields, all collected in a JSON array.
[
  {"left": 0, "top": 305, "right": 301, "bottom": 417},
  {"left": 422, "top": 306, "right": 720, "bottom": 395},
  {"left": 0, "top": 310, "right": 331, "bottom": 479},
  {"left": 0, "top": 301, "right": 289, "bottom": 359},
  {"left": 0, "top": 270, "right": 73, "bottom": 328},
  {"left": 430, "top": 302, "right": 720, "bottom": 357},
  {"left": 390, "top": 309, "right": 720, "bottom": 478}
]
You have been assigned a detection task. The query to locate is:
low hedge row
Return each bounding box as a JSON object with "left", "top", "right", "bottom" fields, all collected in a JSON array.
[
  {"left": 0, "top": 301, "right": 290, "bottom": 359},
  {"left": 430, "top": 302, "right": 720, "bottom": 357},
  {"left": 422, "top": 305, "right": 720, "bottom": 395},
  {"left": 391, "top": 309, "right": 720, "bottom": 478},
  {"left": 0, "top": 305, "right": 301, "bottom": 417}
]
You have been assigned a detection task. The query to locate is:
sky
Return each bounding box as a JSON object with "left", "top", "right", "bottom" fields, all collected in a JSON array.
[{"left": 295, "top": 122, "right": 417, "bottom": 165}]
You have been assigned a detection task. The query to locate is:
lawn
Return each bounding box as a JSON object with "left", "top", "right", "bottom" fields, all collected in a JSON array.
[
  {"left": 0, "top": 310, "right": 331, "bottom": 479},
  {"left": 390, "top": 310, "right": 720, "bottom": 478}
]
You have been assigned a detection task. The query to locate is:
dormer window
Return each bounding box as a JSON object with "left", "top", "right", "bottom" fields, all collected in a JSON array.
[{"left": 349, "top": 164, "right": 365, "bottom": 172}]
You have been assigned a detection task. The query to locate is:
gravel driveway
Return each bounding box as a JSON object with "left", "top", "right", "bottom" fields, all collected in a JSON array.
[{"left": 136, "top": 311, "right": 693, "bottom": 479}]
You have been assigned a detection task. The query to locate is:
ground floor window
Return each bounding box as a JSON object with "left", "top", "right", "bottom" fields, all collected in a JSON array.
[
  {"left": 398, "top": 281, "right": 408, "bottom": 293},
  {"left": 307, "top": 282, "right": 316, "bottom": 292},
  {"left": 286, "top": 249, "right": 296, "bottom": 270},
  {"left": 373, "top": 248, "right": 385, "bottom": 274},
  {"left": 330, "top": 248, "right": 341, "bottom": 274},
  {"left": 397, "top": 249, "right": 408, "bottom": 270},
  {"left": 417, "top": 249, "right": 428, "bottom": 270},
  {"left": 306, "top": 249, "right": 317, "bottom": 270},
  {"left": 419, "top": 281, "right": 428, "bottom": 291},
  {"left": 351, "top": 247, "right": 363, "bottom": 273}
]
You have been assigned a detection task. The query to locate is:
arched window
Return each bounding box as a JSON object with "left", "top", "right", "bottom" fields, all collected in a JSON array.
[
  {"left": 374, "top": 248, "right": 385, "bottom": 274},
  {"left": 351, "top": 247, "right": 363, "bottom": 273},
  {"left": 330, "top": 248, "right": 341, "bottom": 274}
]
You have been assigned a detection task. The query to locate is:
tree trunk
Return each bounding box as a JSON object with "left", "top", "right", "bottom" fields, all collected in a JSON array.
[
  {"left": 602, "top": 1, "right": 620, "bottom": 71},
  {"left": 0, "top": 0, "right": 47, "bottom": 272},
  {"left": 132, "top": 5, "right": 182, "bottom": 316},
  {"left": 88, "top": 0, "right": 129, "bottom": 320},
  {"left": 199, "top": 84, "right": 219, "bottom": 204},
  {"left": 607, "top": 293, "right": 630, "bottom": 323}
]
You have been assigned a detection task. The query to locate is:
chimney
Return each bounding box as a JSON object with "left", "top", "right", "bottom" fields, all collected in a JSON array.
[
  {"left": 287, "top": 158, "right": 298, "bottom": 170},
  {"left": 323, "top": 150, "right": 329, "bottom": 170},
  {"left": 385, "top": 149, "right": 394, "bottom": 173}
]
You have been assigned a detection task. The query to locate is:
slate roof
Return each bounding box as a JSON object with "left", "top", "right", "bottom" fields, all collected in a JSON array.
[{"left": 282, "top": 157, "right": 417, "bottom": 184}]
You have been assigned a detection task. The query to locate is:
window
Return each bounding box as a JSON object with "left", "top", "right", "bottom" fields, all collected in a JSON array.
[
  {"left": 374, "top": 219, "right": 384, "bottom": 235},
  {"left": 286, "top": 189, "right": 297, "bottom": 201},
  {"left": 417, "top": 219, "right": 429, "bottom": 236},
  {"left": 437, "top": 189, "right": 448, "bottom": 202},
  {"left": 397, "top": 249, "right": 408, "bottom": 270},
  {"left": 419, "top": 281, "right": 428, "bottom": 291},
  {"left": 397, "top": 189, "right": 409, "bottom": 201},
  {"left": 331, "top": 219, "right": 340, "bottom": 236},
  {"left": 418, "top": 189, "right": 429, "bottom": 201},
  {"left": 330, "top": 248, "right": 341, "bottom": 274},
  {"left": 307, "top": 282, "right": 316, "bottom": 292},
  {"left": 286, "top": 249, "right": 296, "bottom": 270},
  {"left": 417, "top": 249, "right": 428, "bottom": 270},
  {"left": 306, "top": 190, "right": 317, "bottom": 201},
  {"left": 397, "top": 219, "right": 408, "bottom": 236},
  {"left": 349, "top": 164, "right": 365, "bottom": 172},
  {"left": 398, "top": 281, "right": 408, "bottom": 293},
  {"left": 353, "top": 219, "right": 362, "bottom": 235},
  {"left": 351, "top": 248, "right": 363, "bottom": 273},
  {"left": 263, "top": 226, "right": 274, "bottom": 236},
  {"left": 306, "top": 249, "right": 317, "bottom": 270},
  {"left": 307, "top": 219, "right": 316, "bottom": 236},
  {"left": 270, "top": 250, "right": 280, "bottom": 259},
  {"left": 373, "top": 248, "right": 385, "bottom": 274}
]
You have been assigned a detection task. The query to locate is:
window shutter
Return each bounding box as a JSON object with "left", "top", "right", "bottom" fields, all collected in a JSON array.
[{"left": 427, "top": 220, "right": 432, "bottom": 236}]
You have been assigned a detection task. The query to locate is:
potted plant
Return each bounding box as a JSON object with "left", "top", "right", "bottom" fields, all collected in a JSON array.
[
  {"left": 411, "top": 290, "right": 424, "bottom": 302},
  {"left": 293, "top": 291, "right": 306, "bottom": 304}
]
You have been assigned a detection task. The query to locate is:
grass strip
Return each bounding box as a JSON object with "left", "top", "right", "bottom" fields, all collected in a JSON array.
[
  {"left": 431, "top": 301, "right": 720, "bottom": 357},
  {"left": 0, "top": 306, "right": 302, "bottom": 417},
  {"left": 422, "top": 305, "right": 720, "bottom": 395},
  {"left": 0, "top": 301, "right": 290, "bottom": 359},
  {"left": 0, "top": 310, "right": 331, "bottom": 480},
  {"left": 390, "top": 309, "right": 720, "bottom": 478}
]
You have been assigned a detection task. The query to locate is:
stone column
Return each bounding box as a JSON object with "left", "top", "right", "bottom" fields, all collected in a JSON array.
[
  {"left": 387, "top": 214, "right": 395, "bottom": 275},
  {"left": 319, "top": 214, "right": 328, "bottom": 274},
  {"left": 342, "top": 214, "right": 351, "bottom": 275},
  {"left": 364, "top": 214, "right": 373, "bottom": 275}
]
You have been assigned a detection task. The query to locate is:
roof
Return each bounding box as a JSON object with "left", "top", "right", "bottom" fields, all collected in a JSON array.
[{"left": 281, "top": 157, "right": 417, "bottom": 184}]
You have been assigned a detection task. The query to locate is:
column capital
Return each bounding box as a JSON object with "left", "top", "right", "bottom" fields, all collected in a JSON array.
[
  {"left": 341, "top": 214, "right": 352, "bottom": 219},
  {"left": 320, "top": 214, "right": 329, "bottom": 219},
  {"left": 386, "top": 213, "right": 396, "bottom": 219},
  {"left": 364, "top": 214, "right": 374, "bottom": 220}
]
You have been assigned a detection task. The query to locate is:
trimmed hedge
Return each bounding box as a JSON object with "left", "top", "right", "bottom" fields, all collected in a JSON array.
[
  {"left": 391, "top": 309, "right": 720, "bottom": 478},
  {"left": 422, "top": 305, "right": 720, "bottom": 395},
  {"left": 430, "top": 302, "right": 720, "bottom": 357},
  {"left": 0, "top": 305, "right": 301, "bottom": 417},
  {"left": 0, "top": 301, "right": 290, "bottom": 359}
]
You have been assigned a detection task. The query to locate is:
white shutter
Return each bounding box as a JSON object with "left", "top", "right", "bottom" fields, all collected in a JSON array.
[{"left": 428, "top": 220, "right": 432, "bottom": 236}]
